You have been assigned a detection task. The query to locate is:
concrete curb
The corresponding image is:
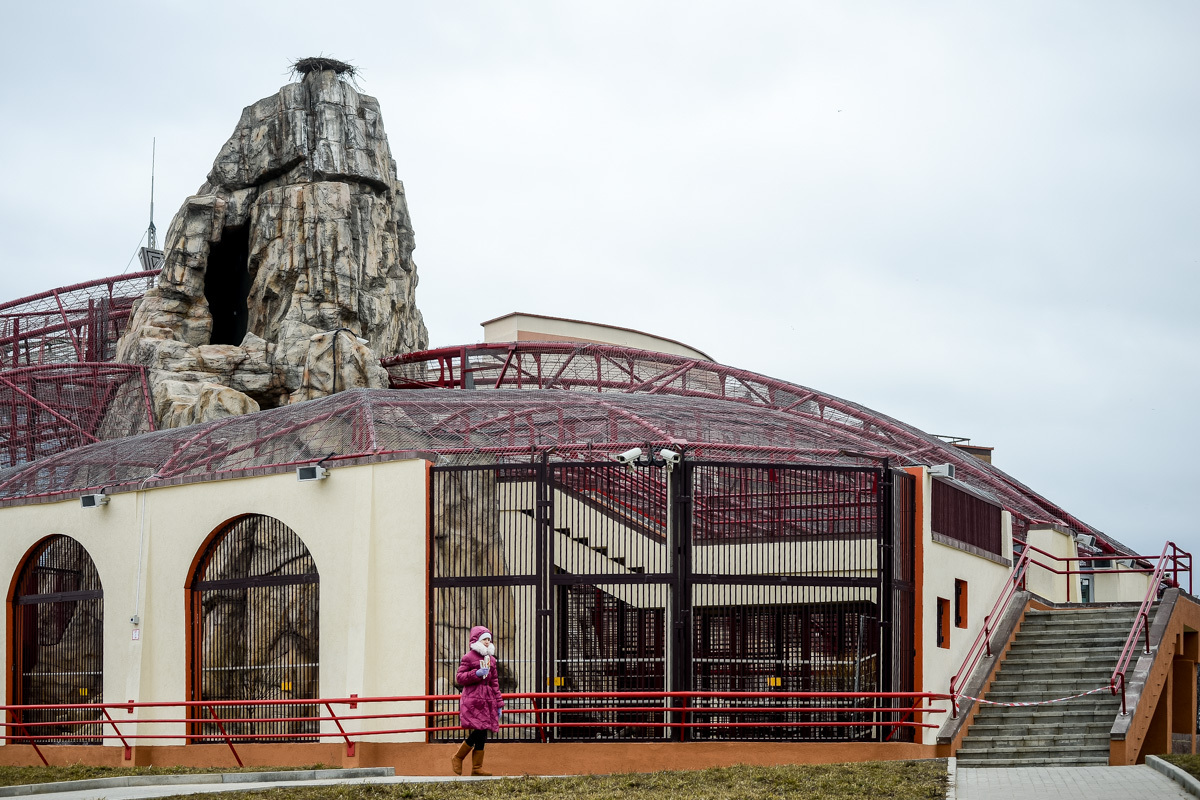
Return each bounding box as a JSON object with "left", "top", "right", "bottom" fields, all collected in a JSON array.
[
  {"left": 944, "top": 757, "right": 956, "bottom": 800},
  {"left": 1147, "top": 755, "right": 1200, "bottom": 798},
  {"left": 0, "top": 768, "right": 394, "bottom": 797}
]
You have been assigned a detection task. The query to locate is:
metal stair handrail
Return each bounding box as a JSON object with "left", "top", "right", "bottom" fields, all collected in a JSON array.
[
  {"left": 949, "top": 546, "right": 1034, "bottom": 715},
  {"left": 1110, "top": 540, "right": 1191, "bottom": 715}
]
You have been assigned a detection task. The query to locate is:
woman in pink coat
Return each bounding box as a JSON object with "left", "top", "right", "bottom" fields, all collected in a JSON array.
[{"left": 450, "top": 625, "right": 502, "bottom": 776}]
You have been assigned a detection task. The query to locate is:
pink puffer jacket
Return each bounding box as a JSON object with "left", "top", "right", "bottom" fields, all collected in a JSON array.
[{"left": 456, "top": 625, "right": 502, "bottom": 732}]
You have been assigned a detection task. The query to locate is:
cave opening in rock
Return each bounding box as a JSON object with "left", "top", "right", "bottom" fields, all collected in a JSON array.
[{"left": 204, "top": 226, "right": 252, "bottom": 346}]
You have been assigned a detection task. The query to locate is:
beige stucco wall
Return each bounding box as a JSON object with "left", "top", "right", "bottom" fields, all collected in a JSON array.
[
  {"left": 482, "top": 313, "right": 713, "bottom": 361},
  {"left": 1093, "top": 561, "right": 1154, "bottom": 603},
  {"left": 913, "top": 469, "right": 1013, "bottom": 745},
  {"left": 0, "top": 457, "right": 430, "bottom": 747},
  {"left": 1025, "top": 524, "right": 1081, "bottom": 603}
]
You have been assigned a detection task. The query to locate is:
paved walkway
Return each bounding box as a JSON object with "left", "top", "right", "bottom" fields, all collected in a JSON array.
[
  {"left": 10, "top": 776, "right": 501, "bottom": 800},
  {"left": 11, "top": 765, "right": 1194, "bottom": 800},
  {"left": 955, "top": 766, "right": 1191, "bottom": 799}
]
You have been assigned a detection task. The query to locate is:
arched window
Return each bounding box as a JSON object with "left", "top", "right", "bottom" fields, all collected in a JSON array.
[
  {"left": 188, "top": 515, "right": 319, "bottom": 740},
  {"left": 10, "top": 535, "right": 103, "bottom": 744}
]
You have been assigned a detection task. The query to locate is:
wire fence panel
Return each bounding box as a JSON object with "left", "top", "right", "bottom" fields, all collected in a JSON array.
[
  {"left": 430, "top": 465, "right": 541, "bottom": 742},
  {"left": 886, "top": 469, "right": 917, "bottom": 742},
  {"left": 431, "top": 460, "right": 909, "bottom": 743},
  {"left": 191, "top": 515, "right": 319, "bottom": 742},
  {"left": 12, "top": 535, "right": 104, "bottom": 744},
  {"left": 687, "top": 463, "right": 883, "bottom": 741},
  {"left": 550, "top": 463, "right": 671, "bottom": 740}
]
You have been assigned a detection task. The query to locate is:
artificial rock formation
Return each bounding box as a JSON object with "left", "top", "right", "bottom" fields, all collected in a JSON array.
[{"left": 116, "top": 63, "right": 428, "bottom": 427}]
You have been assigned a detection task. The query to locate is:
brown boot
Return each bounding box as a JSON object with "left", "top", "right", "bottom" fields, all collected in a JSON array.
[
  {"left": 471, "top": 748, "right": 492, "bottom": 776},
  {"left": 450, "top": 740, "right": 472, "bottom": 775}
]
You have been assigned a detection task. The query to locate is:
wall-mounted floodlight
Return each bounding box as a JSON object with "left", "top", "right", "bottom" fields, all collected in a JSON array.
[
  {"left": 614, "top": 447, "right": 643, "bottom": 465},
  {"left": 298, "top": 452, "right": 336, "bottom": 482},
  {"left": 297, "top": 465, "right": 329, "bottom": 482},
  {"left": 929, "top": 463, "right": 956, "bottom": 480},
  {"left": 80, "top": 493, "right": 109, "bottom": 508}
]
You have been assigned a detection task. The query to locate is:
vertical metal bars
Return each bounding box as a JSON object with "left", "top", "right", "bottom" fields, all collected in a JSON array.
[
  {"left": 549, "top": 463, "right": 670, "bottom": 740},
  {"left": 430, "top": 460, "right": 909, "bottom": 742},
  {"left": 11, "top": 535, "right": 104, "bottom": 744},
  {"left": 429, "top": 465, "right": 540, "bottom": 741},
  {"left": 931, "top": 479, "right": 1002, "bottom": 556},
  {"left": 191, "top": 515, "right": 319, "bottom": 742},
  {"left": 687, "top": 463, "right": 882, "bottom": 740}
]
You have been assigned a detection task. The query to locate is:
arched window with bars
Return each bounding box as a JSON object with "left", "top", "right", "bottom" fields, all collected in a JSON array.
[
  {"left": 9, "top": 535, "right": 104, "bottom": 744},
  {"left": 187, "top": 515, "right": 319, "bottom": 741}
]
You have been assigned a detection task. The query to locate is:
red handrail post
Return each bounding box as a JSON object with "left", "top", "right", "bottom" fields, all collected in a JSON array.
[
  {"left": 679, "top": 694, "right": 688, "bottom": 742},
  {"left": 324, "top": 702, "right": 356, "bottom": 757},
  {"left": 532, "top": 698, "right": 547, "bottom": 743},
  {"left": 205, "top": 705, "right": 243, "bottom": 767},
  {"left": 101, "top": 706, "right": 133, "bottom": 760},
  {"left": 11, "top": 710, "right": 48, "bottom": 766}
]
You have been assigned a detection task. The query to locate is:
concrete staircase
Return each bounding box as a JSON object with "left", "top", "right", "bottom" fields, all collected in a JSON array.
[{"left": 956, "top": 605, "right": 1141, "bottom": 767}]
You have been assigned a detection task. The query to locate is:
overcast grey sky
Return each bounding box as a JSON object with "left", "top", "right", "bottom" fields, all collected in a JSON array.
[{"left": 2, "top": 2, "right": 1197, "bottom": 555}]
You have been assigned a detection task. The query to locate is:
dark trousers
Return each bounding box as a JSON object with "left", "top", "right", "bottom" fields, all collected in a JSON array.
[{"left": 465, "top": 728, "right": 488, "bottom": 751}]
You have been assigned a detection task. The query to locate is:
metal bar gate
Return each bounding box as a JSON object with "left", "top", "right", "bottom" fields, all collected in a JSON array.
[{"left": 430, "top": 460, "right": 913, "bottom": 742}]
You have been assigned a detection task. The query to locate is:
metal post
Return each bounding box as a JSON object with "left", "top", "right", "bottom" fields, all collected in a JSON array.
[
  {"left": 879, "top": 466, "right": 894, "bottom": 742},
  {"left": 206, "top": 705, "right": 243, "bottom": 767},
  {"left": 535, "top": 457, "right": 553, "bottom": 738},
  {"left": 670, "top": 461, "right": 693, "bottom": 741}
]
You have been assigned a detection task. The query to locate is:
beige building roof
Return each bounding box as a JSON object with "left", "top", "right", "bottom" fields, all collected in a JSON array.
[{"left": 480, "top": 312, "right": 714, "bottom": 361}]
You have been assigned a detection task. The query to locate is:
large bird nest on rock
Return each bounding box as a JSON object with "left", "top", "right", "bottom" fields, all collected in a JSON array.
[{"left": 291, "top": 57, "right": 360, "bottom": 84}]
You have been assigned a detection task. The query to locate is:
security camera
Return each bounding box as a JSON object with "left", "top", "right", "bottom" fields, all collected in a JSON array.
[
  {"left": 658, "top": 449, "right": 682, "bottom": 465},
  {"left": 614, "top": 447, "right": 643, "bottom": 465},
  {"left": 929, "top": 463, "right": 955, "bottom": 479},
  {"left": 81, "top": 493, "right": 109, "bottom": 508},
  {"left": 297, "top": 465, "right": 329, "bottom": 481}
]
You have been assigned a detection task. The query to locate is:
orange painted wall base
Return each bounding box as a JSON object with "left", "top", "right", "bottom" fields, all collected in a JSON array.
[{"left": 0, "top": 741, "right": 947, "bottom": 775}]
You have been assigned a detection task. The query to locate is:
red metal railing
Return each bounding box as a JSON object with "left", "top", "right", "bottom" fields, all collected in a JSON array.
[
  {"left": 949, "top": 546, "right": 1034, "bottom": 716},
  {"left": 950, "top": 539, "right": 1191, "bottom": 716},
  {"left": 1, "top": 691, "right": 951, "bottom": 766},
  {"left": 1011, "top": 539, "right": 1190, "bottom": 604},
  {"left": 383, "top": 343, "right": 1103, "bottom": 543},
  {"left": 1110, "top": 541, "right": 1190, "bottom": 715}
]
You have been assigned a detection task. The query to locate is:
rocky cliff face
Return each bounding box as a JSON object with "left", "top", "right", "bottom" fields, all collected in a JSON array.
[{"left": 116, "top": 66, "right": 428, "bottom": 427}]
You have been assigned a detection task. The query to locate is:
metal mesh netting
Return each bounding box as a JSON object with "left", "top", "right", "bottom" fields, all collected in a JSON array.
[
  {"left": 0, "top": 271, "right": 158, "bottom": 368},
  {"left": 0, "top": 275, "right": 1116, "bottom": 552},
  {"left": 0, "top": 380, "right": 1112, "bottom": 553},
  {"left": 0, "top": 272, "right": 159, "bottom": 469},
  {"left": 0, "top": 364, "right": 155, "bottom": 470},
  {"left": 382, "top": 343, "right": 1105, "bottom": 543},
  {"left": 0, "top": 388, "right": 901, "bottom": 503}
]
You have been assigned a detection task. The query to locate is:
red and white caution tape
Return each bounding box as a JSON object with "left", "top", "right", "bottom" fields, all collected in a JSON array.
[{"left": 956, "top": 686, "right": 1110, "bottom": 707}]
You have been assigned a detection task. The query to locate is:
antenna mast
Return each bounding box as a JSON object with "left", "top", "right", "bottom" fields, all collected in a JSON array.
[{"left": 147, "top": 138, "right": 157, "bottom": 250}]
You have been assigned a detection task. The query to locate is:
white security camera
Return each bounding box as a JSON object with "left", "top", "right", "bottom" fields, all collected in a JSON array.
[
  {"left": 658, "top": 449, "right": 681, "bottom": 465},
  {"left": 929, "top": 463, "right": 955, "bottom": 479},
  {"left": 297, "top": 465, "right": 329, "bottom": 481},
  {"left": 614, "top": 447, "right": 643, "bottom": 465},
  {"left": 80, "top": 493, "right": 109, "bottom": 508}
]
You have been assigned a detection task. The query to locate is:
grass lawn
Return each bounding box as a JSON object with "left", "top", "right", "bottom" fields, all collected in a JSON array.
[
  {"left": 1161, "top": 754, "right": 1200, "bottom": 780},
  {"left": 0, "top": 764, "right": 330, "bottom": 787},
  {"left": 160, "top": 762, "right": 948, "bottom": 800}
]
